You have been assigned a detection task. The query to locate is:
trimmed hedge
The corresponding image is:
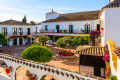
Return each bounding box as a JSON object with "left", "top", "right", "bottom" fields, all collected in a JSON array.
[{"left": 21, "top": 45, "right": 53, "bottom": 63}]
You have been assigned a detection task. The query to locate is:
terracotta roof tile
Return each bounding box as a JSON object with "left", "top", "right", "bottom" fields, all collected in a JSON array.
[
  {"left": 103, "top": 0, "right": 120, "bottom": 8},
  {"left": 43, "top": 10, "right": 100, "bottom": 22},
  {"left": 0, "top": 20, "right": 34, "bottom": 26}
]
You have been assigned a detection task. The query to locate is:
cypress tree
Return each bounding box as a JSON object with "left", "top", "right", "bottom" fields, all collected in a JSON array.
[{"left": 22, "top": 15, "right": 27, "bottom": 23}]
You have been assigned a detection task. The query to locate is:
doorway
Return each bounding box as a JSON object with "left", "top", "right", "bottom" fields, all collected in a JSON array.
[
  {"left": 85, "top": 24, "right": 90, "bottom": 33},
  {"left": 69, "top": 25, "right": 73, "bottom": 33},
  {"left": 56, "top": 25, "right": 60, "bottom": 33},
  {"left": 27, "top": 28, "right": 30, "bottom": 35},
  {"left": 19, "top": 38, "right": 22, "bottom": 45},
  {"left": 97, "top": 24, "right": 100, "bottom": 31},
  {"left": 14, "top": 38, "right": 17, "bottom": 45}
]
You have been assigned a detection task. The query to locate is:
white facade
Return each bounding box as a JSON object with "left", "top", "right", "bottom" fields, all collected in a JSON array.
[
  {"left": 41, "top": 20, "right": 100, "bottom": 34},
  {"left": 0, "top": 25, "right": 36, "bottom": 46},
  {"left": 46, "top": 13, "right": 59, "bottom": 20},
  {"left": 100, "top": 8, "right": 120, "bottom": 46}
]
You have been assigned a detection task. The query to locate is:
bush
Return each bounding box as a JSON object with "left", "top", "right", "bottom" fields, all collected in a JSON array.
[
  {"left": 39, "top": 36, "right": 50, "bottom": 46},
  {"left": 21, "top": 45, "right": 53, "bottom": 63}
]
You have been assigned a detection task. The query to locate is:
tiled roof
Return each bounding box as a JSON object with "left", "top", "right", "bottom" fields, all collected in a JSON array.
[
  {"left": 46, "top": 10, "right": 58, "bottom": 14},
  {"left": 43, "top": 10, "right": 100, "bottom": 22},
  {"left": 0, "top": 20, "right": 34, "bottom": 26},
  {"left": 103, "top": 0, "right": 120, "bottom": 8}
]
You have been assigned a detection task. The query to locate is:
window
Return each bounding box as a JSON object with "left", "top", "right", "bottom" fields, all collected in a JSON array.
[
  {"left": 97, "top": 24, "right": 100, "bottom": 31},
  {"left": 13, "top": 28, "right": 17, "bottom": 35},
  {"left": 45, "top": 25, "right": 48, "bottom": 31},
  {"left": 19, "top": 28, "right": 23, "bottom": 35},
  {"left": 2, "top": 27, "right": 7, "bottom": 36}
]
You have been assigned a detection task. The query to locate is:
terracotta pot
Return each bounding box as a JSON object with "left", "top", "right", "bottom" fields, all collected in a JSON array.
[
  {"left": 6, "top": 70, "right": 10, "bottom": 74},
  {"left": 58, "top": 55, "right": 76, "bottom": 59}
]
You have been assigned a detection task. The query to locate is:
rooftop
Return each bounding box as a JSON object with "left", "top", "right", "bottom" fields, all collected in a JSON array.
[
  {"left": 0, "top": 20, "right": 34, "bottom": 26},
  {"left": 43, "top": 10, "right": 100, "bottom": 22}
]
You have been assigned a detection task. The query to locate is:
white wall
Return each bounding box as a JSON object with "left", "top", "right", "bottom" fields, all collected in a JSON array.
[
  {"left": 103, "top": 8, "right": 120, "bottom": 46},
  {"left": 36, "top": 25, "right": 41, "bottom": 32},
  {"left": 100, "top": 10, "right": 105, "bottom": 46},
  {"left": 46, "top": 13, "right": 59, "bottom": 20},
  {"left": 117, "top": 57, "right": 120, "bottom": 80},
  {"left": 41, "top": 20, "right": 100, "bottom": 33}
]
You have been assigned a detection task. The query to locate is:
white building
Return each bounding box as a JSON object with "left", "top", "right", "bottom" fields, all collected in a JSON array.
[
  {"left": 40, "top": 10, "right": 101, "bottom": 43},
  {"left": 100, "top": 0, "right": 120, "bottom": 46},
  {"left": 0, "top": 19, "right": 36, "bottom": 46}
]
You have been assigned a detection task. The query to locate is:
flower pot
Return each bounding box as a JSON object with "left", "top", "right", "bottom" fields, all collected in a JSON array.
[
  {"left": 6, "top": 70, "right": 10, "bottom": 74},
  {"left": 58, "top": 55, "right": 76, "bottom": 59}
]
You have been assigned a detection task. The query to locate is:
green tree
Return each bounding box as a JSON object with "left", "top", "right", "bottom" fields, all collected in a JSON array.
[
  {"left": 30, "top": 21, "right": 35, "bottom": 25},
  {"left": 21, "top": 45, "right": 53, "bottom": 63},
  {"left": 0, "top": 33, "right": 7, "bottom": 45},
  {"left": 22, "top": 15, "right": 27, "bottom": 23},
  {"left": 39, "top": 36, "right": 50, "bottom": 46}
]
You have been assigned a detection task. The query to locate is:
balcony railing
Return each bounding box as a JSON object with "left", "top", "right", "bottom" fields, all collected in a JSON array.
[
  {"left": 40, "top": 29, "right": 88, "bottom": 34},
  {"left": 2, "top": 32, "right": 36, "bottom": 36}
]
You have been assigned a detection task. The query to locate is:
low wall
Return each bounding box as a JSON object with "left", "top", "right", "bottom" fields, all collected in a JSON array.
[{"left": 0, "top": 73, "right": 10, "bottom": 80}]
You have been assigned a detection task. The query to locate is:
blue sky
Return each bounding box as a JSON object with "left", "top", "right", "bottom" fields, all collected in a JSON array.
[{"left": 0, "top": 0, "right": 108, "bottom": 23}]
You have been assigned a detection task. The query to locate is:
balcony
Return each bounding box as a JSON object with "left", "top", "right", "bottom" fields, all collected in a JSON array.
[
  {"left": 2, "top": 32, "right": 36, "bottom": 37},
  {"left": 40, "top": 29, "right": 89, "bottom": 34}
]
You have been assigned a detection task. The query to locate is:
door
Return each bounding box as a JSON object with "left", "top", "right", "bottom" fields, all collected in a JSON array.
[
  {"left": 56, "top": 25, "right": 59, "bottom": 33},
  {"left": 69, "top": 25, "right": 73, "bottom": 33},
  {"left": 19, "top": 38, "right": 22, "bottom": 45},
  {"left": 97, "top": 24, "right": 100, "bottom": 31},
  {"left": 85, "top": 24, "right": 90, "bottom": 33},
  {"left": 28, "top": 38, "right": 31, "bottom": 43},
  {"left": 27, "top": 28, "right": 30, "bottom": 35},
  {"left": 14, "top": 38, "right": 17, "bottom": 45},
  {"left": 94, "top": 66, "right": 101, "bottom": 77}
]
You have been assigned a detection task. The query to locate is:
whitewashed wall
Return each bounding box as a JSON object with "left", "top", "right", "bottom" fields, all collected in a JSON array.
[
  {"left": 100, "top": 10, "right": 105, "bottom": 46},
  {"left": 46, "top": 13, "right": 59, "bottom": 20},
  {"left": 102, "top": 8, "right": 120, "bottom": 46},
  {"left": 41, "top": 20, "right": 100, "bottom": 33},
  {"left": 36, "top": 25, "right": 41, "bottom": 32}
]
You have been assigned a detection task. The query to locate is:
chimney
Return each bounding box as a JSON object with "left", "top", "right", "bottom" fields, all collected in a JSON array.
[{"left": 109, "top": 0, "right": 114, "bottom": 3}]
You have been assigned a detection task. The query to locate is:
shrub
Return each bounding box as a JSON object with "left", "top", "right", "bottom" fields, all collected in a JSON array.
[
  {"left": 56, "top": 38, "right": 67, "bottom": 48},
  {"left": 21, "top": 45, "right": 53, "bottom": 63}
]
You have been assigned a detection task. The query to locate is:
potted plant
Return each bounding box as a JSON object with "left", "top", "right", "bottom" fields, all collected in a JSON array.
[
  {"left": 5, "top": 66, "right": 12, "bottom": 74},
  {"left": 28, "top": 74, "right": 36, "bottom": 80}
]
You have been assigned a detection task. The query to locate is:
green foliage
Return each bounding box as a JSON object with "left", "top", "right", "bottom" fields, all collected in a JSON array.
[
  {"left": 40, "top": 75, "right": 46, "bottom": 80},
  {"left": 32, "top": 41, "right": 35, "bottom": 44},
  {"left": 22, "top": 15, "right": 27, "bottom": 23},
  {"left": 21, "top": 45, "right": 53, "bottom": 63},
  {"left": 56, "top": 36, "right": 89, "bottom": 48},
  {"left": 0, "top": 33, "right": 7, "bottom": 45},
  {"left": 39, "top": 36, "right": 50, "bottom": 46},
  {"left": 56, "top": 38, "right": 67, "bottom": 48},
  {"left": 109, "top": 75, "right": 117, "bottom": 80},
  {"left": 30, "top": 21, "right": 35, "bottom": 25}
]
